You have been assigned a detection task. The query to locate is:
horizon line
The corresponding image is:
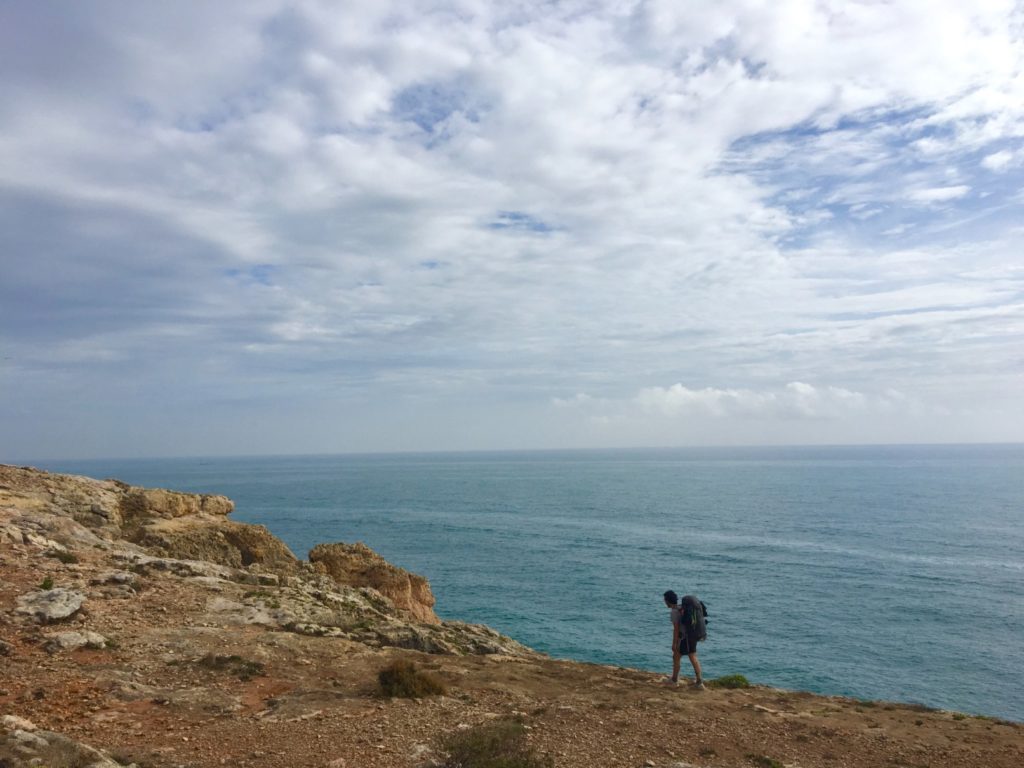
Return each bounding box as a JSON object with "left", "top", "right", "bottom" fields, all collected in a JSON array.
[{"left": 7, "top": 439, "right": 1024, "bottom": 466}]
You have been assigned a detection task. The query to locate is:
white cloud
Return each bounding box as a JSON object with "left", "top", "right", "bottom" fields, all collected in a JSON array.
[
  {"left": 908, "top": 185, "right": 971, "bottom": 204},
  {"left": 982, "top": 149, "right": 1020, "bottom": 171},
  {"left": 635, "top": 382, "right": 873, "bottom": 421}
]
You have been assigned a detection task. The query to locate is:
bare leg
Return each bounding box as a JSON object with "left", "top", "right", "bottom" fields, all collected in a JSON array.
[
  {"left": 672, "top": 649, "right": 681, "bottom": 683},
  {"left": 688, "top": 652, "right": 702, "bottom": 683}
]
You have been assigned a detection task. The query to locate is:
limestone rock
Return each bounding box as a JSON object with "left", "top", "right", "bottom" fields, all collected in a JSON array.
[
  {"left": 0, "top": 725, "right": 128, "bottom": 768},
  {"left": 43, "top": 630, "right": 108, "bottom": 653},
  {"left": 119, "top": 485, "right": 233, "bottom": 523},
  {"left": 310, "top": 542, "right": 440, "bottom": 624},
  {"left": 131, "top": 517, "right": 299, "bottom": 574},
  {"left": 1, "top": 715, "right": 37, "bottom": 731},
  {"left": 15, "top": 588, "right": 86, "bottom": 623}
]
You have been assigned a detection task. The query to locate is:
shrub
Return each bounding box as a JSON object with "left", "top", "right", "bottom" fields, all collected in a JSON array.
[
  {"left": 39, "top": 576, "right": 54, "bottom": 590},
  {"left": 745, "top": 755, "right": 783, "bottom": 768},
  {"left": 377, "top": 659, "right": 446, "bottom": 698},
  {"left": 709, "top": 674, "right": 750, "bottom": 689},
  {"left": 438, "top": 720, "right": 552, "bottom": 768},
  {"left": 45, "top": 549, "right": 79, "bottom": 564}
]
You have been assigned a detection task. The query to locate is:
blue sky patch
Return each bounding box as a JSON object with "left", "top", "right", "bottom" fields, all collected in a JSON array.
[{"left": 487, "top": 210, "right": 554, "bottom": 234}]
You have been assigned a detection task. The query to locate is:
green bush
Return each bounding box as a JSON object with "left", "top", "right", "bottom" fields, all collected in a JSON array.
[
  {"left": 39, "top": 576, "right": 54, "bottom": 590},
  {"left": 377, "top": 659, "right": 447, "bottom": 698},
  {"left": 439, "top": 720, "right": 552, "bottom": 768},
  {"left": 709, "top": 674, "right": 750, "bottom": 689}
]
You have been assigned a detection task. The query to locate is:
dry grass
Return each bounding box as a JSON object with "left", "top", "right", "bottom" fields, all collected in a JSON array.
[
  {"left": 437, "top": 720, "right": 553, "bottom": 768},
  {"left": 377, "top": 658, "right": 447, "bottom": 698}
]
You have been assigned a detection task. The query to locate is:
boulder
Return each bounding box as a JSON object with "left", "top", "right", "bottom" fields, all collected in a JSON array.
[
  {"left": 309, "top": 542, "right": 439, "bottom": 624},
  {"left": 15, "top": 588, "right": 86, "bottom": 623}
]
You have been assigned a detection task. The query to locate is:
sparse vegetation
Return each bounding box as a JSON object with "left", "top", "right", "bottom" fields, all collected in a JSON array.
[
  {"left": 745, "top": 754, "right": 784, "bottom": 768},
  {"left": 39, "top": 576, "right": 54, "bottom": 590},
  {"left": 709, "top": 674, "right": 750, "bottom": 689},
  {"left": 438, "top": 720, "right": 553, "bottom": 768},
  {"left": 377, "top": 658, "right": 447, "bottom": 698},
  {"left": 699, "top": 745, "right": 718, "bottom": 756},
  {"left": 45, "top": 549, "right": 79, "bottom": 564},
  {"left": 243, "top": 588, "right": 281, "bottom": 608},
  {"left": 196, "top": 653, "right": 266, "bottom": 681}
]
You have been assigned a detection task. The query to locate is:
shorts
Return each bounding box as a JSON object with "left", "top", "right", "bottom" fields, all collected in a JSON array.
[{"left": 677, "top": 633, "right": 699, "bottom": 655}]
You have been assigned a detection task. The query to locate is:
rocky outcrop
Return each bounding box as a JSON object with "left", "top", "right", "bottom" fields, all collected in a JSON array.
[
  {"left": 1, "top": 463, "right": 517, "bottom": 655},
  {"left": 0, "top": 463, "right": 297, "bottom": 575},
  {"left": 309, "top": 541, "right": 440, "bottom": 624},
  {"left": 132, "top": 517, "right": 300, "bottom": 574}
]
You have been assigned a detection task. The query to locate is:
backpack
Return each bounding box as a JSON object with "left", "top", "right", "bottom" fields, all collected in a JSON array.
[{"left": 680, "top": 595, "right": 708, "bottom": 641}]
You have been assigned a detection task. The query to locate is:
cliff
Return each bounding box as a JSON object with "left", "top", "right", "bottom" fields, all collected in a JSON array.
[{"left": 1, "top": 464, "right": 1020, "bottom": 768}]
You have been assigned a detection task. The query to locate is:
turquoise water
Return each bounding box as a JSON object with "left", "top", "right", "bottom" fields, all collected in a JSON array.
[{"left": 32, "top": 445, "right": 1024, "bottom": 721}]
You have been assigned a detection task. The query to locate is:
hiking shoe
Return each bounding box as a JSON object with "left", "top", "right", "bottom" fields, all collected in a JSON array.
[
  {"left": 692, "top": 679, "right": 706, "bottom": 690},
  {"left": 659, "top": 677, "right": 679, "bottom": 686}
]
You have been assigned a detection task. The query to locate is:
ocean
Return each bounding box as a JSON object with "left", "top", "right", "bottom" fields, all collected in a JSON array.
[{"left": 30, "top": 444, "right": 1024, "bottom": 721}]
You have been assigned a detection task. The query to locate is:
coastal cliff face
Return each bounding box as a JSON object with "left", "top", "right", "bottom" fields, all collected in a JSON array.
[
  {"left": 310, "top": 542, "right": 440, "bottom": 625},
  {"left": 1, "top": 464, "right": 1021, "bottom": 768},
  {"left": 0, "top": 464, "right": 504, "bottom": 648}
]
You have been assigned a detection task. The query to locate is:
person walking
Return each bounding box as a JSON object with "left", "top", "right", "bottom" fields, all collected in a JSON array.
[{"left": 663, "top": 590, "right": 705, "bottom": 689}]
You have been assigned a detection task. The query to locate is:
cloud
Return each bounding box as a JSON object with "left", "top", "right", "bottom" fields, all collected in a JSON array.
[
  {"left": 982, "top": 149, "right": 1021, "bottom": 171},
  {"left": 634, "top": 382, "right": 873, "bottom": 420},
  {"left": 907, "top": 185, "right": 971, "bottom": 204},
  {"left": 1, "top": 1, "right": 1022, "bottom": 457}
]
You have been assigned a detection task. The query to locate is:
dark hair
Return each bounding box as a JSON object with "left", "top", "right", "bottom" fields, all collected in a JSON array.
[{"left": 663, "top": 590, "right": 678, "bottom": 605}]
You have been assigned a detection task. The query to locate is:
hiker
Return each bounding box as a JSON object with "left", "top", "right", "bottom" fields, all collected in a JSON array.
[{"left": 663, "top": 590, "right": 705, "bottom": 689}]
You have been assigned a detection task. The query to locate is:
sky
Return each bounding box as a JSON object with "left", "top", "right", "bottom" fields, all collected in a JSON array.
[{"left": 1, "top": 0, "right": 1023, "bottom": 460}]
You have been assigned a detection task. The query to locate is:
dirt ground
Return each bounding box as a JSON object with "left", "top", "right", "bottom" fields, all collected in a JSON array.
[{"left": 2, "top": 544, "right": 1021, "bottom": 768}]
